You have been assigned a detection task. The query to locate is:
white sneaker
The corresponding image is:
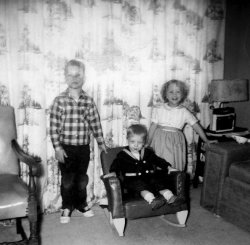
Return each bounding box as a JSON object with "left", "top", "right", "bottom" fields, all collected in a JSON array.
[
  {"left": 83, "top": 209, "right": 94, "bottom": 217},
  {"left": 60, "top": 208, "right": 71, "bottom": 224},
  {"left": 77, "top": 207, "right": 94, "bottom": 217}
]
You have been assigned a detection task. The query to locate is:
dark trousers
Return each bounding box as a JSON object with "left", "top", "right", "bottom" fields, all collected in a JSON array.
[{"left": 59, "top": 144, "right": 90, "bottom": 211}]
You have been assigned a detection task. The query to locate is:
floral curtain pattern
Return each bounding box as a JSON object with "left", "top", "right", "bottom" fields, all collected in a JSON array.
[{"left": 0, "top": 0, "right": 225, "bottom": 212}]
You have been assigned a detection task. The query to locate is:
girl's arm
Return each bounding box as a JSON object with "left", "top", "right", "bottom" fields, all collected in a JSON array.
[
  {"left": 192, "top": 122, "right": 217, "bottom": 145},
  {"left": 146, "top": 122, "right": 158, "bottom": 146},
  {"left": 103, "top": 172, "right": 117, "bottom": 178}
]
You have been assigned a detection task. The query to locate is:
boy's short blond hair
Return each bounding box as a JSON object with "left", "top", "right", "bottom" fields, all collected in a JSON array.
[
  {"left": 127, "top": 124, "right": 147, "bottom": 143},
  {"left": 64, "top": 59, "right": 85, "bottom": 76}
]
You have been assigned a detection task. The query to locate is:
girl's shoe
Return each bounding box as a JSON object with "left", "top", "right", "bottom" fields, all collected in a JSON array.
[{"left": 60, "top": 208, "right": 71, "bottom": 224}]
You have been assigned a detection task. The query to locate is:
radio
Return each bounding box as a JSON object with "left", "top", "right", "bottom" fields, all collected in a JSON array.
[{"left": 209, "top": 107, "right": 235, "bottom": 133}]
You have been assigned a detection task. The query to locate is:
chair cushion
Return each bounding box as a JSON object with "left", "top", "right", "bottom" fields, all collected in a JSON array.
[
  {"left": 0, "top": 106, "right": 19, "bottom": 175},
  {"left": 123, "top": 198, "right": 186, "bottom": 219},
  {"left": 229, "top": 160, "right": 250, "bottom": 185},
  {"left": 0, "top": 174, "right": 28, "bottom": 220}
]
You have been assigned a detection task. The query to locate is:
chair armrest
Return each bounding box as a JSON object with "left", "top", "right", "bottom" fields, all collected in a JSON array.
[
  {"left": 11, "top": 139, "right": 41, "bottom": 177},
  {"left": 101, "top": 175, "right": 125, "bottom": 219},
  {"left": 205, "top": 142, "right": 250, "bottom": 179},
  {"left": 167, "top": 171, "right": 187, "bottom": 199}
]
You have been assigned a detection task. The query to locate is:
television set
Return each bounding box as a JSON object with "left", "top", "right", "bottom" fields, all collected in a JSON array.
[
  {"left": 209, "top": 79, "right": 249, "bottom": 133},
  {"left": 209, "top": 107, "right": 235, "bottom": 133}
]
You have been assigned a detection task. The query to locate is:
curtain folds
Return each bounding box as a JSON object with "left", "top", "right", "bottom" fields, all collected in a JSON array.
[{"left": 0, "top": 0, "right": 225, "bottom": 212}]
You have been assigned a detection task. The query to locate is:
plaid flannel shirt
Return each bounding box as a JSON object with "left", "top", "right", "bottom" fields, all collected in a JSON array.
[{"left": 49, "top": 89, "right": 105, "bottom": 151}]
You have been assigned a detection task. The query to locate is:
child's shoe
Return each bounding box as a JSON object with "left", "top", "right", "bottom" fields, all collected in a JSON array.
[
  {"left": 77, "top": 206, "right": 94, "bottom": 217},
  {"left": 167, "top": 195, "right": 177, "bottom": 204},
  {"left": 150, "top": 197, "right": 165, "bottom": 210},
  {"left": 167, "top": 195, "right": 184, "bottom": 205},
  {"left": 60, "top": 208, "right": 71, "bottom": 224}
]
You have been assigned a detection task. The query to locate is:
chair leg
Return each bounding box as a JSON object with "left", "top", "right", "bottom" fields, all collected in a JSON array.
[
  {"left": 27, "top": 178, "right": 39, "bottom": 245},
  {"left": 112, "top": 218, "right": 125, "bottom": 237},
  {"left": 176, "top": 210, "right": 188, "bottom": 226},
  {"left": 106, "top": 210, "right": 125, "bottom": 236},
  {"left": 28, "top": 222, "right": 39, "bottom": 245},
  {"left": 16, "top": 218, "right": 28, "bottom": 241},
  {"left": 109, "top": 212, "right": 114, "bottom": 225},
  {"left": 160, "top": 210, "right": 188, "bottom": 228}
]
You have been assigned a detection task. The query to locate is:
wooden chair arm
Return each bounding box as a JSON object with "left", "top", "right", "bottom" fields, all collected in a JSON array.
[
  {"left": 167, "top": 171, "right": 187, "bottom": 199},
  {"left": 101, "top": 175, "right": 125, "bottom": 218},
  {"left": 11, "top": 139, "right": 41, "bottom": 177}
]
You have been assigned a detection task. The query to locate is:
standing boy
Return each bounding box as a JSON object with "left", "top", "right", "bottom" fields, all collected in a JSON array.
[{"left": 49, "top": 59, "right": 107, "bottom": 224}]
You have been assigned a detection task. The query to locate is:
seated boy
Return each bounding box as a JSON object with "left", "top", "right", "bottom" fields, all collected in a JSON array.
[{"left": 108, "top": 124, "right": 180, "bottom": 210}]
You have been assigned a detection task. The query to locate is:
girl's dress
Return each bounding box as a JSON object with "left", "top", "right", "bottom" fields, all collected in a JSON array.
[{"left": 149, "top": 103, "right": 198, "bottom": 171}]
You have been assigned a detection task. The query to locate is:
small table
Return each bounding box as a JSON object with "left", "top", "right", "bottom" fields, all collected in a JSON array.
[{"left": 192, "top": 127, "right": 249, "bottom": 188}]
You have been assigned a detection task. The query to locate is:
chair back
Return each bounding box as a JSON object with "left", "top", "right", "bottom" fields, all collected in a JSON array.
[
  {"left": 100, "top": 147, "right": 124, "bottom": 175},
  {"left": 0, "top": 106, "right": 19, "bottom": 175}
]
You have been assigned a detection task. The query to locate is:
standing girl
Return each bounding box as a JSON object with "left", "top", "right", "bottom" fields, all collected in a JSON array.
[{"left": 147, "top": 79, "right": 213, "bottom": 171}]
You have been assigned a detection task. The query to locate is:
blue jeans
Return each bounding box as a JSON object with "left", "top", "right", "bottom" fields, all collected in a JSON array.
[{"left": 59, "top": 144, "right": 90, "bottom": 211}]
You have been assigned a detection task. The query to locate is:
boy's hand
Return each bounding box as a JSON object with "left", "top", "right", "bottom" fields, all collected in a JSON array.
[
  {"left": 205, "top": 140, "right": 218, "bottom": 148},
  {"left": 55, "top": 148, "right": 68, "bottom": 163},
  {"left": 168, "top": 167, "right": 178, "bottom": 173},
  {"left": 99, "top": 144, "right": 108, "bottom": 153}
]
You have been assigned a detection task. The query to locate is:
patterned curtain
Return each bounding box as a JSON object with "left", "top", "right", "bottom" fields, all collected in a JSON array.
[{"left": 0, "top": 0, "right": 225, "bottom": 212}]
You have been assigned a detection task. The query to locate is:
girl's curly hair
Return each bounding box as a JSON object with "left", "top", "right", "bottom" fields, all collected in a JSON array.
[{"left": 161, "top": 79, "right": 189, "bottom": 104}]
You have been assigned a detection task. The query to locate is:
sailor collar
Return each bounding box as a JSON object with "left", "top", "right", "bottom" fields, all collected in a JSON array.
[{"left": 123, "top": 147, "right": 145, "bottom": 160}]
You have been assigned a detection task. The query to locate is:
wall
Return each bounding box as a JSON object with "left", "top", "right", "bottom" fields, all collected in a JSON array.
[{"left": 224, "top": 0, "right": 250, "bottom": 129}]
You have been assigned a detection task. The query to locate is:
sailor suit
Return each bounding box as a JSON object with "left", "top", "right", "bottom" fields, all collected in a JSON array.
[{"left": 110, "top": 146, "right": 171, "bottom": 197}]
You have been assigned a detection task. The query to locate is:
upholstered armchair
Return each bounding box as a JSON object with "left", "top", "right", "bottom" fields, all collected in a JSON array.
[
  {"left": 100, "top": 147, "right": 189, "bottom": 236},
  {"left": 201, "top": 141, "right": 250, "bottom": 233},
  {"left": 0, "top": 105, "right": 41, "bottom": 245}
]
